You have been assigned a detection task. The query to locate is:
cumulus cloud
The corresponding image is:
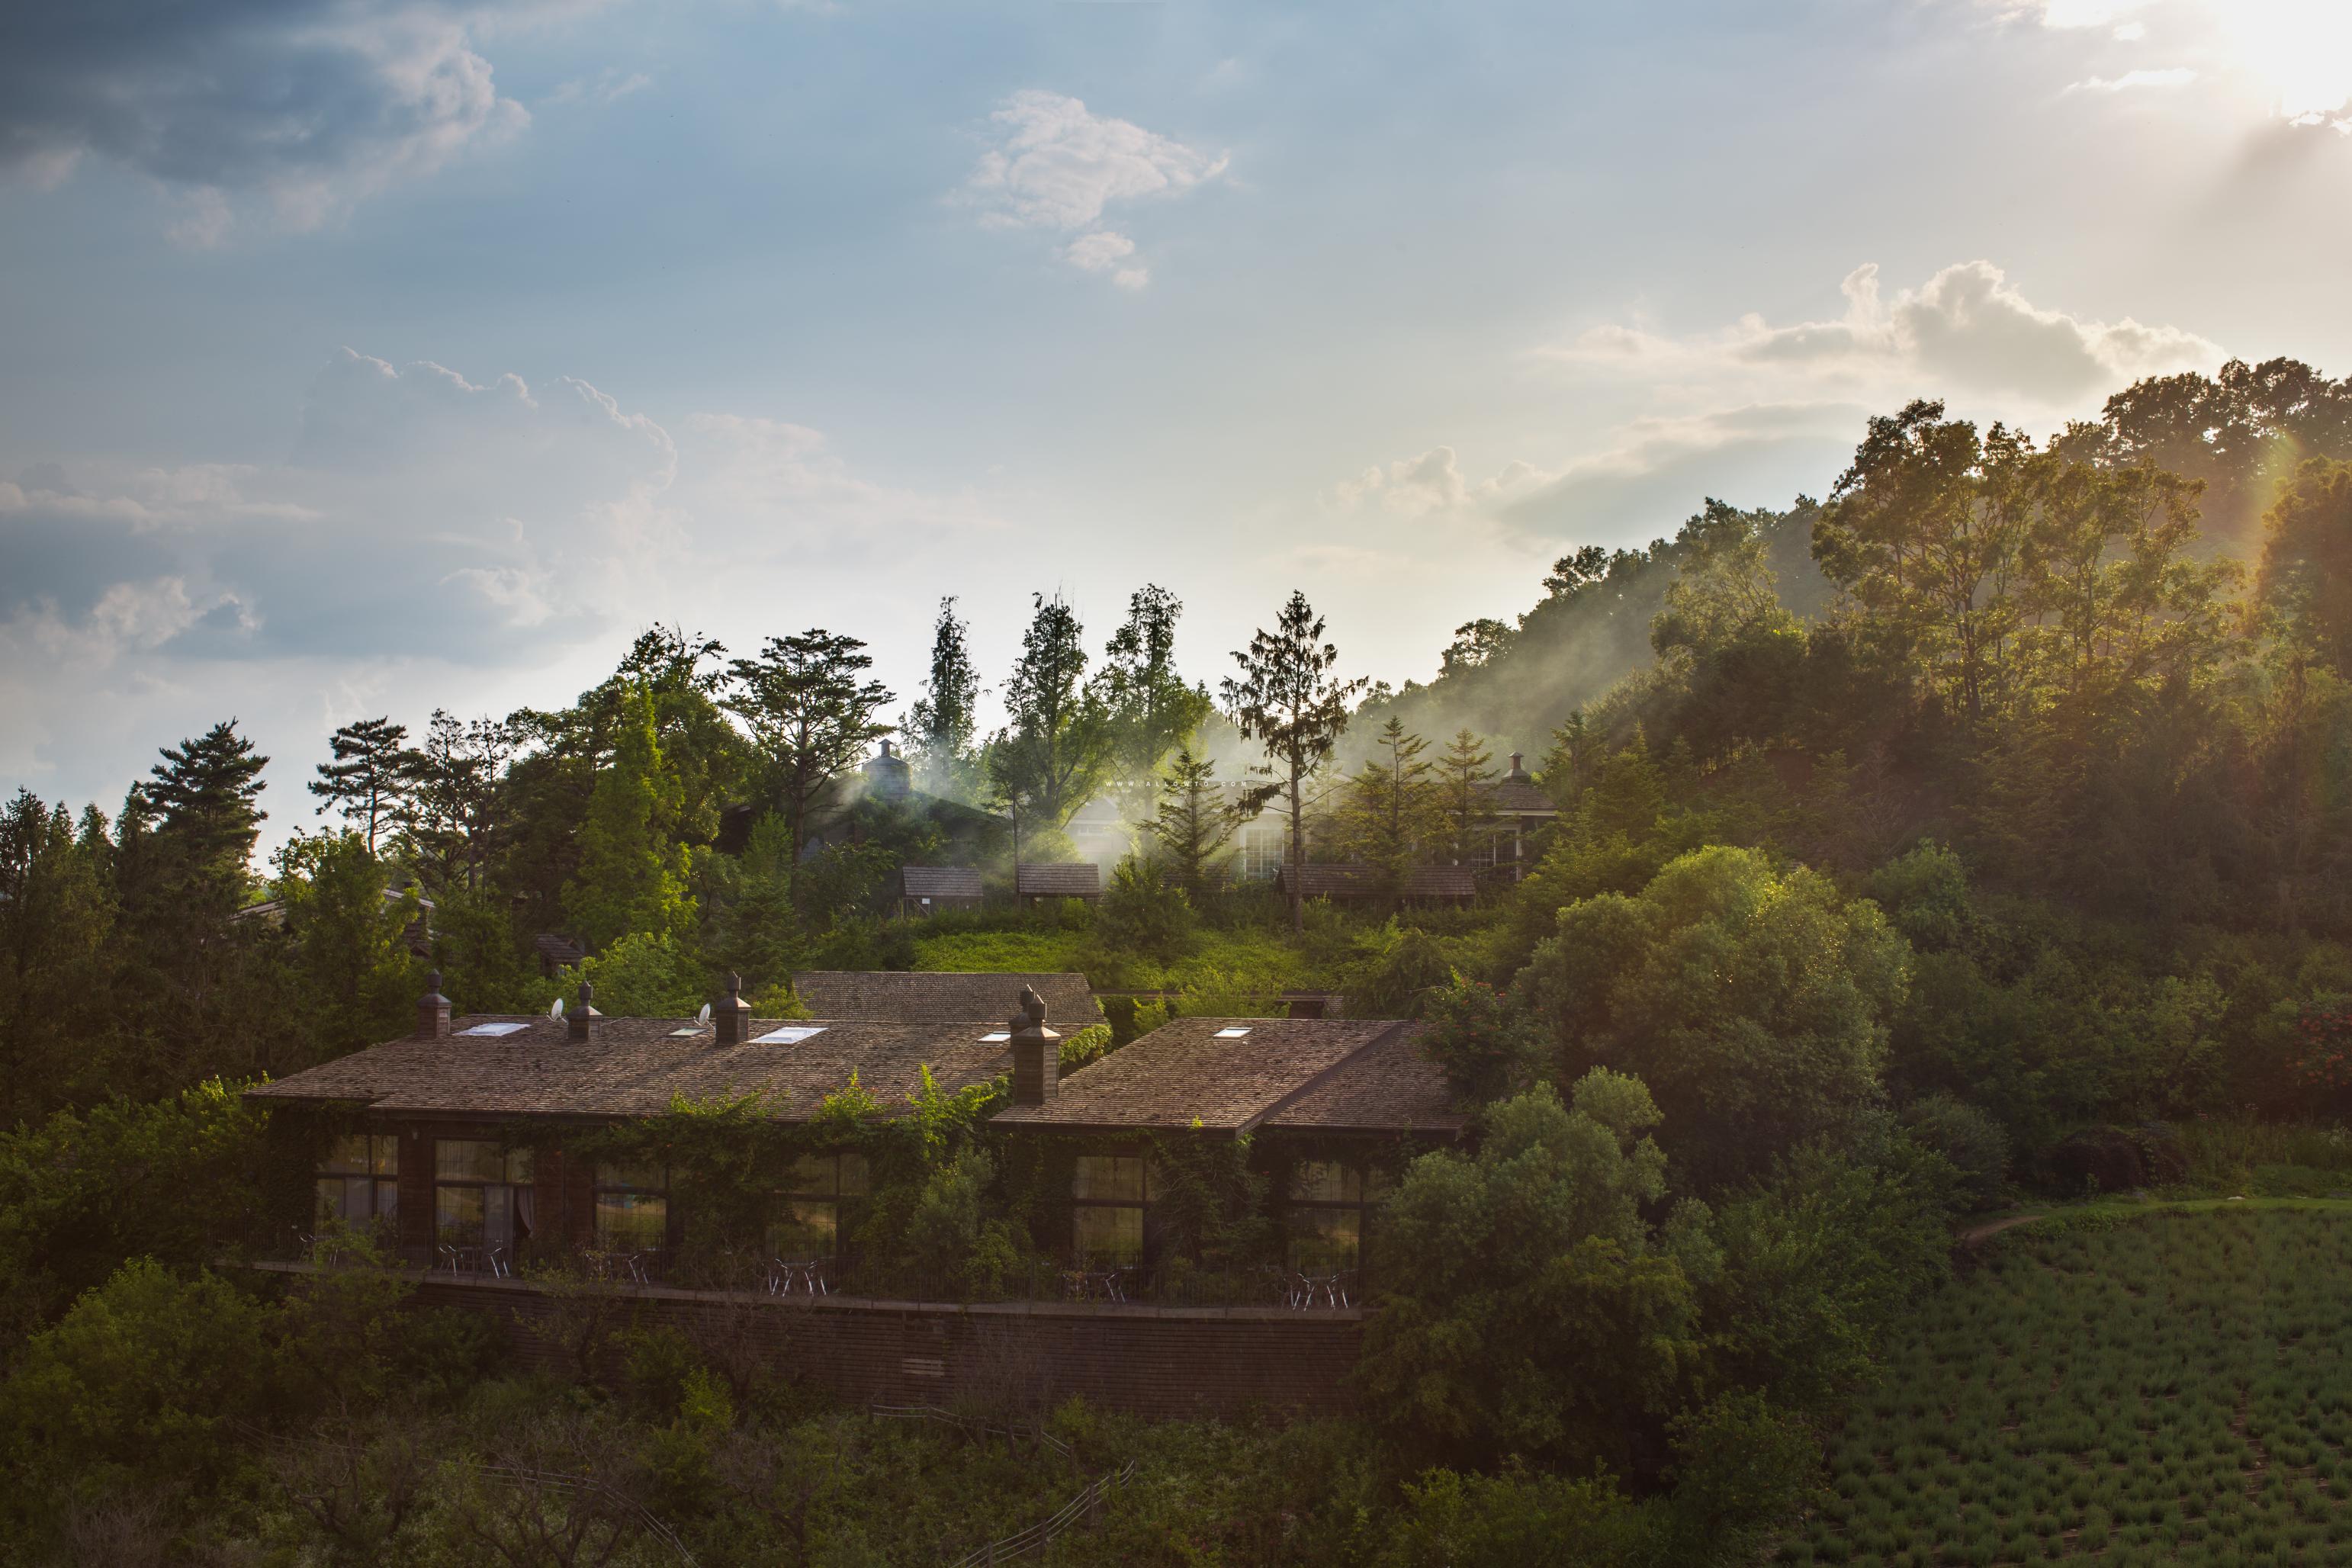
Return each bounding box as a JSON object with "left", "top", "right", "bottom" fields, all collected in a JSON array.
[
  {"left": 0, "top": 348, "right": 1019, "bottom": 809},
  {"left": 2068, "top": 68, "right": 2196, "bottom": 92},
  {"left": 1550, "top": 259, "right": 2220, "bottom": 406},
  {"left": 0, "top": 1, "right": 531, "bottom": 235},
  {"left": 1329, "top": 406, "right": 1862, "bottom": 551},
  {"left": 962, "top": 90, "right": 1228, "bottom": 288}
]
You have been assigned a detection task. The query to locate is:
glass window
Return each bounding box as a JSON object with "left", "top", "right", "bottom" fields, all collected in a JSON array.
[
  {"left": 1288, "top": 1207, "right": 1361, "bottom": 1274},
  {"left": 593, "top": 1162, "right": 667, "bottom": 1253},
  {"left": 435, "top": 1139, "right": 535, "bottom": 1252},
  {"left": 315, "top": 1133, "right": 397, "bottom": 1226},
  {"left": 1288, "top": 1160, "right": 1364, "bottom": 1204},
  {"left": 767, "top": 1199, "right": 839, "bottom": 1259},
  {"left": 1074, "top": 1155, "right": 1145, "bottom": 1202},
  {"left": 1074, "top": 1204, "right": 1144, "bottom": 1266}
]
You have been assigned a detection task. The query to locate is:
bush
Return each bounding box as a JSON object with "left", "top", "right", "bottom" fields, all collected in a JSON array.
[
  {"left": 1095, "top": 856, "right": 1195, "bottom": 960},
  {"left": 1419, "top": 978, "right": 1543, "bottom": 1107},
  {"left": 1345, "top": 925, "right": 1457, "bottom": 1019},
  {"left": 1900, "top": 1093, "right": 2011, "bottom": 1211}
]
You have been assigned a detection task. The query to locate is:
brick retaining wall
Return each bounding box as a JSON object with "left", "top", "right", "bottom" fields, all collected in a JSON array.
[{"left": 401, "top": 1273, "right": 1365, "bottom": 1420}]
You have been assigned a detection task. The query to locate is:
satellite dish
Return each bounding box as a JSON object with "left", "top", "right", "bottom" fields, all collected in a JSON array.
[
  {"left": 549, "top": 996, "right": 566, "bottom": 1020},
  {"left": 696, "top": 1003, "right": 712, "bottom": 1025}
]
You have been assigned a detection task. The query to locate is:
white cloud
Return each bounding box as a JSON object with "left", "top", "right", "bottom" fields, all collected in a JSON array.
[
  {"left": 1547, "top": 259, "right": 2219, "bottom": 406},
  {"left": 545, "top": 69, "right": 652, "bottom": 108},
  {"left": 962, "top": 90, "right": 1228, "bottom": 287},
  {"left": 2068, "top": 67, "right": 2196, "bottom": 92}
]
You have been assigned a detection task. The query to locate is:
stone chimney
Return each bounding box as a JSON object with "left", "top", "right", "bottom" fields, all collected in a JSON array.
[
  {"left": 1008, "top": 984, "right": 1061, "bottom": 1106},
  {"left": 416, "top": 970, "right": 452, "bottom": 1039},
  {"left": 1506, "top": 751, "right": 1531, "bottom": 782},
  {"left": 567, "top": 979, "right": 602, "bottom": 1043},
  {"left": 715, "top": 972, "right": 751, "bottom": 1046}
]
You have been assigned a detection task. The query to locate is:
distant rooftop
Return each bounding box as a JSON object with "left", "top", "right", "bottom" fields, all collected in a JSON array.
[
  {"left": 245, "top": 1015, "right": 1013, "bottom": 1122},
  {"left": 789, "top": 970, "right": 1103, "bottom": 1029},
  {"left": 993, "top": 1017, "right": 1457, "bottom": 1137}
]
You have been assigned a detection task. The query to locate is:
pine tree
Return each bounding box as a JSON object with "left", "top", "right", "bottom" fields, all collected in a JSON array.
[
  {"left": 1436, "top": 728, "right": 1497, "bottom": 865},
  {"left": 1142, "top": 748, "right": 1243, "bottom": 894},
  {"left": 405, "top": 710, "right": 515, "bottom": 895},
  {"left": 1334, "top": 718, "right": 1440, "bottom": 882},
  {"left": 725, "top": 630, "right": 895, "bottom": 888},
  {"left": 310, "top": 716, "right": 413, "bottom": 853},
  {"left": 564, "top": 683, "right": 694, "bottom": 951},
  {"left": 1222, "top": 591, "right": 1367, "bottom": 932},
  {"left": 988, "top": 593, "right": 1114, "bottom": 828},
  {"left": 908, "top": 596, "right": 981, "bottom": 799},
  {"left": 1097, "top": 585, "right": 1213, "bottom": 799},
  {"left": 0, "top": 790, "right": 118, "bottom": 1121}
]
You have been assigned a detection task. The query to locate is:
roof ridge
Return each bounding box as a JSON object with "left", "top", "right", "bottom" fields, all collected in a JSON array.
[{"left": 1239, "top": 1019, "right": 1410, "bottom": 1136}]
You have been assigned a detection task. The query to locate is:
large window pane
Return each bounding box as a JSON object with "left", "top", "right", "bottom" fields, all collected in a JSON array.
[
  {"left": 595, "top": 1193, "right": 667, "bottom": 1252},
  {"left": 1288, "top": 1208, "right": 1361, "bottom": 1274},
  {"left": 1288, "top": 1160, "right": 1363, "bottom": 1204},
  {"left": 1073, "top": 1204, "right": 1143, "bottom": 1265},
  {"left": 1073, "top": 1155, "right": 1144, "bottom": 1202},
  {"left": 786, "top": 1152, "right": 836, "bottom": 1193},
  {"left": 436, "top": 1184, "right": 486, "bottom": 1246},
  {"left": 435, "top": 1139, "right": 503, "bottom": 1182},
  {"left": 767, "top": 1199, "right": 838, "bottom": 1258},
  {"left": 837, "top": 1152, "right": 871, "bottom": 1196},
  {"left": 597, "top": 1161, "right": 664, "bottom": 1192}
]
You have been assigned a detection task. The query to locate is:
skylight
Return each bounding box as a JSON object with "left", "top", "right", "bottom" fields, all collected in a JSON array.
[
  {"left": 458, "top": 1022, "right": 529, "bottom": 1037},
  {"left": 981, "top": 1030, "right": 1012, "bottom": 1043},
  {"left": 667, "top": 1027, "right": 707, "bottom": 1038},
  {"left": 1213, "top": 1026, "right": 1252, "bottom": 1039},
  {"left": 753, "top": 1026, "right": 825, "bottom": 1045}
]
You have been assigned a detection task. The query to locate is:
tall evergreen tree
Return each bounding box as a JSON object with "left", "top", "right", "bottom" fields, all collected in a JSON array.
[
  {"left": 0, "top": 791, "right": 117, "bottom": 1121},
  {"left": 140, "top": 718, "right": 269, "bottom": 890},
  {"left": 1142, "top": 747, "right": 1244, "bottom": 895},
  {"left": 1437, "top": 729, "right": 1499, "bottom": 866},
  {"left": 1333, "top": 718, "right": 1441, "bottom": 882},
  {"left": 309, "top": 716, "right": 413, "bottom": 853},
  {"left": 908, "top": 596, "right": 981, "bottom": 799},
  {"left": 1223, "top": 591, "right": 1367, "bottom": 932},
  {"left": 725, "top": 630, "right": 894, "bottom": 886},
  {"left": 563, "top": 683, "right": 694, "bottom": 951},
  {"left": 988, "top": 593, "right": 1114, "bottom": 829},
  {"left": 1096, "top": 584, "right": 1213, "bottom": 799},
  {"left": 404, "top": 709, "right": 515, "bottom": 895}
]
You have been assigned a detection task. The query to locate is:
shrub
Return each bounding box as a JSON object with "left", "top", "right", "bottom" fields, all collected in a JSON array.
[
  {"left": 1095, "top": 856, "right": 1196, "bottom": 960},
  {"left": 1419, "top": 978, "right": 1544, "bottom": 1107},
  {"left": 1899, "top": 1093, "right": 2011, "bottom": 1211}
]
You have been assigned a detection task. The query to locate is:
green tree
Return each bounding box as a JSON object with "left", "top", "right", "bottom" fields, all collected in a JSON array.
[
  {"left": 138, "top": 718, "right": 269, "bottom": 902},
  {"left": 1333, "top": 718, "right": 1441, "bottom": 882},
  {"left": 726, "top": 630, "right": 895, "bottom": 885},
  {"left": 907, "top": 596, "right": 981, "bottom": 800},
  {"left": 1439, "top": 618, "right": 1515, "bottom": 678},
  {"left": 1434, "top": 728, "right": 1496, "bottom": 866},
  {"left": 402, "top": 708, "right": 514, "bottom": 896},
  {"left": 988, "top": 593, "right": 1114, "bottom": 828},
  {"left": 564, "top": 683, "right": 694, "bottom": 951},
  {"left": 1140, "top": 747, "right": 1243, "bottom": 894},
  {"left": 309, "top": 716, "right": 413, "bottom": 853},
  {"left": 0, "top": 792, "right": 116, "bottom": 1123},
  {"left": 1096, "top": 584, "right": 1214, "bottom": 799},
  {"left": 2260, "top": 458, "right": 2352, "bottom": 674},
  {"left": 1222, "top": 590, "right": 1368, "bottom": 932},
  {"left": 1356, "top": 1073, "right": 1705, "bottom": 1471},
  {"left": 273, "top": 831, "right": 422, "bottom": 1062},
  {"left": 1516, "top": 845, "right": 1910, "bottom": 1189}
]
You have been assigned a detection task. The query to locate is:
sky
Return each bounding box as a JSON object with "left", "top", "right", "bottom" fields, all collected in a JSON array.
[{"left": 3, "top": 0, "right": 2350, "bottom": 848}]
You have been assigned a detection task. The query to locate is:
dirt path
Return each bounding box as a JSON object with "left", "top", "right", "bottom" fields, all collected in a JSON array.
[{"left": 1958, "top": 1213, "right": 2046, "bottom": 1245}]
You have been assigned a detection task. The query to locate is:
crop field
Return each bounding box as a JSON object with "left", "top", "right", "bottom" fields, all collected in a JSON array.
[{"left": 1789, "top": 1208, "right": 2352, "bottom": 1566}]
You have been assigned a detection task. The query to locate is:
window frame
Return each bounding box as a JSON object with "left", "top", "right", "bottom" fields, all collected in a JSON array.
[
  {"left": 1283, "top": 1156, "right": 1381, "bottom": 1280},
  {"left": 315, "top": 1131, "right": 400, "bottom": 1229},
  {"left": 593, "top": 1159, "right": 672, "bottom": 1256},
  {"left": 766, "top": 1149, "right": 870, "bottom": 1261},
  {"left": 1069, "top": 1150, "right": 1152, "bottom": 1268},
  {"left": 432, "top": 1138, "right": 535, "bottom": 1256}
]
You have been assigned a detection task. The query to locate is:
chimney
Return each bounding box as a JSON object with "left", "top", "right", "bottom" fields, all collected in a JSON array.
[
  {"left": 715, "top": 972, "right": 751, "bottom": 1045},
  {"left": 1507, "top": 751, "right": 1530, "bottom": 782},
  {"left": 1008, "top": 984, "right": 1061, "bottom": 1106},
  {"left": 416, "top": 970, "right": 452, "bottom": 1039},
  {"left": 568, "top": 979, "right": 602, "bottom": 1043}
]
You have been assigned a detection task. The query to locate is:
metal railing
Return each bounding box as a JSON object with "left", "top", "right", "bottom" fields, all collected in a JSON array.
[{"left": 949, "top": 1460, "right": 1139, "bottom": 1568}]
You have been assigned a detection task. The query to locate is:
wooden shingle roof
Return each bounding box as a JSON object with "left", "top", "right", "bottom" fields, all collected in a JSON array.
[
  {"left": 1484, "top": 777, "right": 1558, "bottom": 815},
  {"left": 1016, "top": 863, "right": 1102, "bottom": 898},
  {"left": 991, "top": 1018, "right": 1411, "bottom": 1136},
  {"left": 1274, "top": 865, "right": 1477, "bottom": 900},
  {"left": 788, "top": 971, "right": 1103, "bottom": 1029},
  {"left": 244, "top": 1016, "right": 1012, "bottom": 1122},
  {"left": 1266, "top": 1023, "right": 1466, "bottom": 1136},
  {"left": 900, "top": 866, "right": 984, "bottom": 901}
]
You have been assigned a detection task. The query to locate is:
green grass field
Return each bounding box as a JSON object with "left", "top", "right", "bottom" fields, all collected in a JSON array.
[{"left": 1791, "top": 1207, "right": 2352, "bottom": 1566}]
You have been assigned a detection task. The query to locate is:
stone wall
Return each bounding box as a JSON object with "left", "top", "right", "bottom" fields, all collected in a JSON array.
[{"left": 411, "top": 1274, "right": 1364, "bottom": 1421}]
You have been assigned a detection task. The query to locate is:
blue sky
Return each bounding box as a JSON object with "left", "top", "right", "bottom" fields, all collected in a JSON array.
[{"left": 4, "top": 0, "right": 2350, "bottom": 840}]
